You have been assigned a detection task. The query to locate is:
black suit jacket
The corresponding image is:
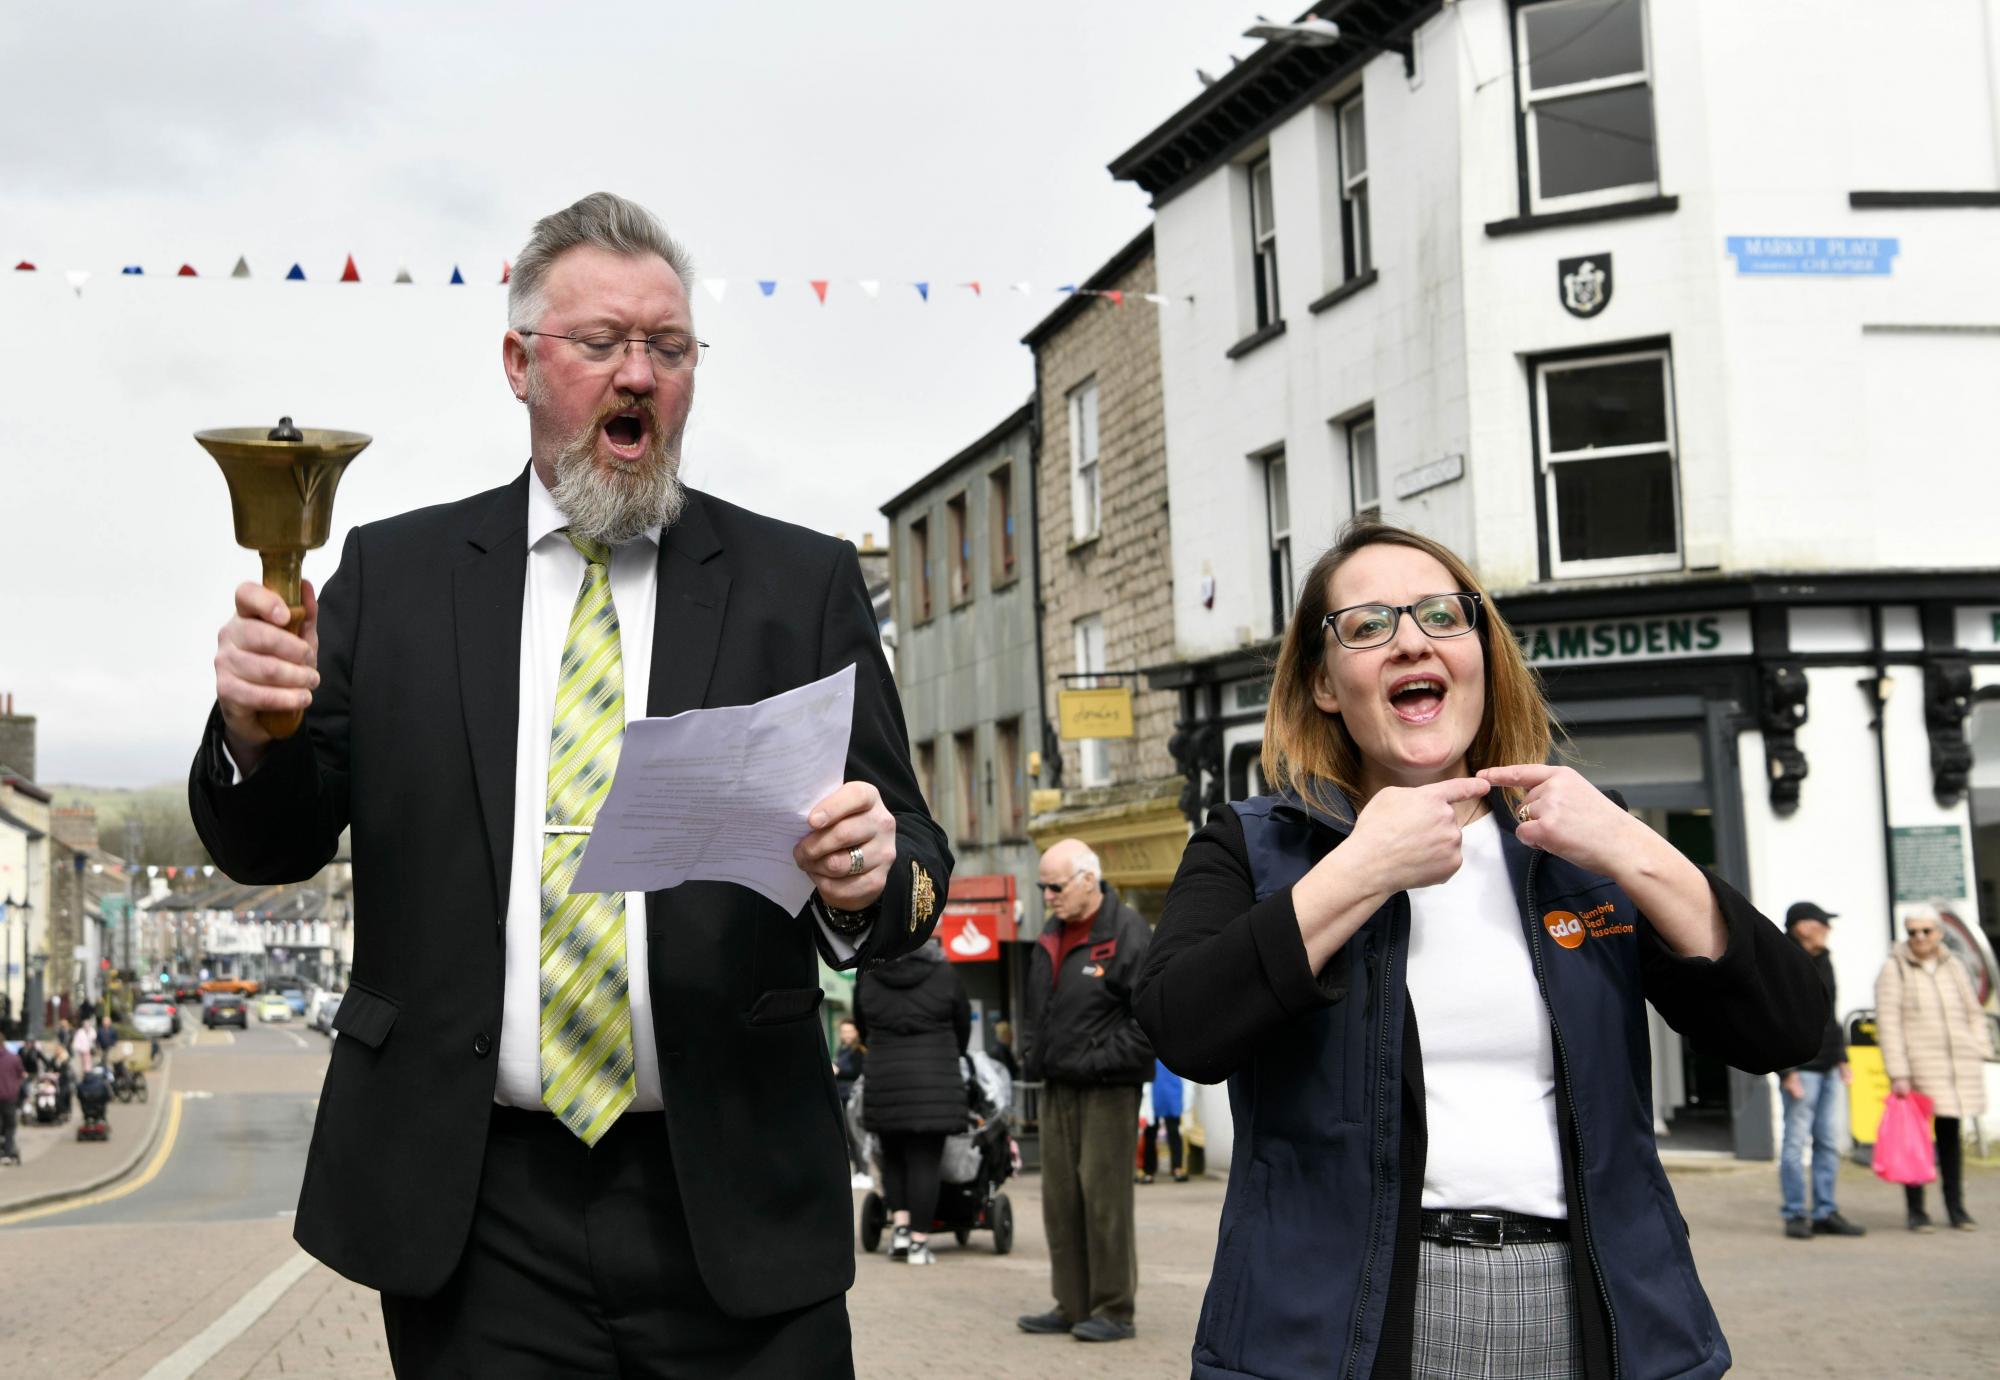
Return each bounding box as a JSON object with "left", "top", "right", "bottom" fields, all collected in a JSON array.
[{"left": 189, "top": 469, "right": 950, "bottom": 1314}]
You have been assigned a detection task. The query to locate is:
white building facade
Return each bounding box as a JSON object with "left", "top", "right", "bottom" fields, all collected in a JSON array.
[{"left": 1116, "top": 0, "right": 2000, "bottom": 1162}]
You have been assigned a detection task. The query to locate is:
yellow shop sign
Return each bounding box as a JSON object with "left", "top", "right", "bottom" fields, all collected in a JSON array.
[{"left": 1058, "top": 686, "right": 1135, "bottom": 739}]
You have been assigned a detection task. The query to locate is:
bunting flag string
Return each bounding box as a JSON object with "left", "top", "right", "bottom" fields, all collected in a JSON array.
[{"left": 7, "top": 254, "right": 1191, "bottom": 308}]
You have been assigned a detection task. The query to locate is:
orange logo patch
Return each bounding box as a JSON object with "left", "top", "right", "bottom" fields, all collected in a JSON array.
[{"left": 1543, "top": 910, "right": 1585, "bottom": 949}]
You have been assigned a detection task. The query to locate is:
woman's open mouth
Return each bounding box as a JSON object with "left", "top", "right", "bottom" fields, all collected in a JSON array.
[{"left": 1388, "top": 676, "right": 1446, "bottom": 725}]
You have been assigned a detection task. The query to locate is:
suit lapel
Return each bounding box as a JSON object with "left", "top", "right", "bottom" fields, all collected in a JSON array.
[
  {"left": 455, "top": 468, "right": 530, "bottom": 917},
  {"left": 647, "top": 490, "right": 730, "bottom": 718}
]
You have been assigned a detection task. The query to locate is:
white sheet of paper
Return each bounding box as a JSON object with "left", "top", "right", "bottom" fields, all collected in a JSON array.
[{"left": 568, "top": 663, "right": 856, "bottom": 912}]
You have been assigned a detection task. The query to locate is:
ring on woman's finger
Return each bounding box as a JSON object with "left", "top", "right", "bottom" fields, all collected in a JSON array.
[{"left": 1517, "top": 802, "right": 1533, "bottom": 824}]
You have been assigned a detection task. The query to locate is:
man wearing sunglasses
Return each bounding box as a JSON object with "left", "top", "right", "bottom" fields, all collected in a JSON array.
[
  {"left": 1777, "top": 901, "right": 1865, "bottom": 1241},
  {"left": 193, "top": 192, "right": 948, "bottom": 1377},
  {"left": 1016, "top": 839, "right": 1155, "bottom": 1344}
]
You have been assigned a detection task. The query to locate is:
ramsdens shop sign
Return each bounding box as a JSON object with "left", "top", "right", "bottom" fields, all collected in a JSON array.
[{"left": 1514, "top": 610, "right": 1751, "bottom": 667}]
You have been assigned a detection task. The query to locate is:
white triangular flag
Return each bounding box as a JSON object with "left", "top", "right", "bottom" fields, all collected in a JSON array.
[
  {"left": 857, "top": 279, "right": 880, "bottom": 299},
  {"left": 1010, "top": 282, "right": 1032, "bottom": 295},
  {"left": 393, "top": 265, "right": 414, "bottom": 284},
  {"left": 701, "top": 277, "right": 728, "bottom": 303},
  {"left": 1143, "top": 293, "right": 1169, "bottom": 305},
  {"left": 65, "top": 269, "right": 91, "bottom": 296}
]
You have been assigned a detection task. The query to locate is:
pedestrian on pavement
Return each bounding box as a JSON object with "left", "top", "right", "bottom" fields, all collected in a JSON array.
[
  {"left": 988, "top": 1019, "right": 1019, "bottom": 1081},
  {"left": 96, "top": 1012, "right": 116, "bottom": 1066},
  {"left": 1136, "top": 522, "right": 1826, "bottom": 1380},
  {"left": 0, "top": 1027, "right": 24, "bottom": 1164},
  {"left": 1015, "top": 838, "right": 1154, "bottom": 1344},
  {"left": 189, "top": 191, "right": 949, "bottom": 1377},
  {"left": 69, "top": 1019, "right": 94, "bottom": 1076},
  {"left": 1776, "top": 901, "right": 1865, "bottom": 1240},
  {"left": 1138, "top": 1057, "right": 1185, "bottom": 1184},
  {"left": 854, "top": 937, "right": 970, "bottom": 1266},
  {"left": 1875, "top": 909, "right": 1992, "bottom": 1233},
  {"left": 832, "top": 1018, "right": 871, "bottom": 1188}
]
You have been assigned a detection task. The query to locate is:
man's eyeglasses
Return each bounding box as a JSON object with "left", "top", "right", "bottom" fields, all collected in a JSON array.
[
  {"left": 1323, "top": 593, "right": 1482, "bottom": 651},
  {"left": 1039, "top": 871, "right": 1086, "bottom": 895},
  {"left": 518, "top": 328, "right": 707, "bottom": 372}
]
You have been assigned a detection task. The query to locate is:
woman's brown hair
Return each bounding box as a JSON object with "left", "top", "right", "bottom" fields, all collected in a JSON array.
[{"left": 1261, "top": 519, "right": 1552, "bottom": 821}]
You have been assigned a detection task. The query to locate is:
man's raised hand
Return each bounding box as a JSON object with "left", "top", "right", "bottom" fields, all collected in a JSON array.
[{"left": 214, "top": 579, "right": 320, "bottom": 773}]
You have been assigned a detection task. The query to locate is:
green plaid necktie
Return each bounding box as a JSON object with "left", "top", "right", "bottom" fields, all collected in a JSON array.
[{"left": 538, "top": 530, "right": 637, "bottom": 1145}]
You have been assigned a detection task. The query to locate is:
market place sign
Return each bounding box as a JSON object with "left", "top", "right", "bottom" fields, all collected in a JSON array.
[{"left": 1515, "top": 610, "right": 1751, "bottom": 668}]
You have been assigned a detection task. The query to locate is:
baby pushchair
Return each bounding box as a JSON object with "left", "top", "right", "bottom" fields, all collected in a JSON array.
[
  {"left": 851, "top": 1049, "right": 1017, "bottom": 1255},
  {"left": 76, "top": 1067, "right": 111, "bottom": 1142},
  {"left": 33, "top": 1066, "right": 70, "bottom": 1125}
]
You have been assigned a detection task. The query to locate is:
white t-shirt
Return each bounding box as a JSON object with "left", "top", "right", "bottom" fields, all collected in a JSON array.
[{"left": 1403, "top": 814, "right": 1567, "bottom": 1218}]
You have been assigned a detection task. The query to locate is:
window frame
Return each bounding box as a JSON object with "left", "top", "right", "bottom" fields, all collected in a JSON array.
[
  {"left": 1259, "top": 447, "right": 1293, "bottom": 638},
  {"left": 1067, "top": 378, "right": 1102, "bottom": 542},
  {"left": 1532, "top": 344, "right": 1682, "bottom": 579},
  {"left": 952, "top": 729, "right": 980, "bottom": 844},
  {"left": 995, "top": 717, "right": 1024, "bottom": 837},
  {"left": 1336, "top": 94, "right": 1371, "bottom": 281},
  {"left": 916, "top": 739, "right": 937, "bottom": 815},
  {"left": 988, "top": 463, "right": 1017, "bottom": 587},
  {"left": 1515, "top": 0, "right": 1659, "bottom": 215},
  {"left": 908, "top": 514, "right": 933, "bottom": 624},
  {"left": 1072, "top": 614, "right": 1110, "bottom": 789},
  {"left": 1249, "top": 154, "right": 1282, "bottom": 329},
  {"left": 946, "top": 490, "right": 972, "bottom": 607},
  {"left": 1347, "top": 412, "right": 1379, "bottom": 520}
]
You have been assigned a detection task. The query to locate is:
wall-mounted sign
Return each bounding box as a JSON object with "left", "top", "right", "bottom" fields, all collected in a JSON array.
[
  {"left": 1058, "top": 686, "right": 1134, "bottom": 739},
  {"left": 1392, "top": 453, "right": 1465, "bottom": 501},
  {"left": 1558, "top": 254, "right": 1611, "bottom": 317},
  {"left": 1954, "top": 606, "right": 2000, "bottom": 651},
  {"left": 1891, "top": 825, "right": 1966, "bottom": 903},
  {"left": 1515, "top": 609, "right": 1751, "bottom": 667},
  {"left": 939, "top": 910, "right": 1001, "bottom": 962},
  {"left": 1725, "top": 236, "right": 1899, "bottom": 276}
]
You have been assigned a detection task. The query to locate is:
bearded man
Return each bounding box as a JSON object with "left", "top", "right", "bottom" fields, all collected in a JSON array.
[{"left": 190, "top": 192, "right": 948, "bottom": 1379}]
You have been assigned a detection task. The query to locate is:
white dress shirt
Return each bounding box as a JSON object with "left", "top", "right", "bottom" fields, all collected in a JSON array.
[{"left": 495, "top": 474, "right": 668, "bottom": 1109}]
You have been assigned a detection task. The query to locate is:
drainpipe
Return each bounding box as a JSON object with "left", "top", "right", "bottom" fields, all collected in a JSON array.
[{"left": 1866, "top": 606, "right": 1900, "bottom": 944}]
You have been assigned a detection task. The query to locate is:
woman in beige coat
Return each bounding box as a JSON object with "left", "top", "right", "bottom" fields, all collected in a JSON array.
[{"left": 1875, "top": 911, "right": 1993, "bottom": 1231}]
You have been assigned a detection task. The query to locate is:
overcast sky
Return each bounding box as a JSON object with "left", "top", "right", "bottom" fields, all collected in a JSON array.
[{"left": 0, "top": 0, "right": 1278, "bottom": 788}]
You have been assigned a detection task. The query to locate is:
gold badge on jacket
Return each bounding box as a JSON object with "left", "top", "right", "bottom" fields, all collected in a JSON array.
[{"left": 909, "top": 862, "right": 936, "bottom": 933}]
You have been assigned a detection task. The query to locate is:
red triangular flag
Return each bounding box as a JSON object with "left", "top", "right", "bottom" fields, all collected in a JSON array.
[
  {"left": 964, "top": 281, "right": 982, "bottom": 296},
  {"left": 177, "top": 264, "right": 198, "bottom": 277},
  {"left": 340, "top": 254, "right": 361, "bottom": 283},
  {"left": 810, "top": 280, "right": 829, "bottom": 304},
  {"left": 13, "top": 260, "right": 34, "bottom": 271},
  {"left": 1106, "top": 290, "right": 1125, "bottom": 307},
  {"left": 500, "top": 261, "right": 511, "bottom": 284}
]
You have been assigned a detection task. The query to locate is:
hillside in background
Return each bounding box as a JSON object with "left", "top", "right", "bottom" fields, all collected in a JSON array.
[{"left": 43, "top": 779, "right": 210, "bottom": 869}]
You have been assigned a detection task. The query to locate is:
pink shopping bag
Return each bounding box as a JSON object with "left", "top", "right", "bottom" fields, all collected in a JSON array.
[{"left": 1871, "top": 1091, "right": 1937, "bottom": 1186}]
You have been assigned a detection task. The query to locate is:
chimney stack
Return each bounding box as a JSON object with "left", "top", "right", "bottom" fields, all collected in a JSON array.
[{"left": 0, "top": 694, "right": 35, "bottom": 782}]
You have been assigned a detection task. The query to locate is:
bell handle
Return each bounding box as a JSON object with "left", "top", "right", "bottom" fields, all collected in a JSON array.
[{"left": 254, "top": 550, "right": 309, "bottom": 741}]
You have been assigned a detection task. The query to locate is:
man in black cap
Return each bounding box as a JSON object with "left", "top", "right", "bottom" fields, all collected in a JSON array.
[{"left": 1777, "top": 901, "right": 1864, "bottom": 1239}]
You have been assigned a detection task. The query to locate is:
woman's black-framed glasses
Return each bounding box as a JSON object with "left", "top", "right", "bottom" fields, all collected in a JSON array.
[
  {"left": 1323, "top": 592, "right": 1482, "bottom": 650},
  {"left": 517, "top": 328, "right": 707, "bottom": 372}
]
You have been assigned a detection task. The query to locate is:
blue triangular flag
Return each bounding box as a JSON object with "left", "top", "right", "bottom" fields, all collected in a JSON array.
[
  {"left": 758, "top": 280, "right": 777, "bottom": 297},
  {"left": 121, "top": 265, "right": 143, "bottom": 275},
  {"left": 449, "top": 265, "right": 465, "bottom": 285},
  {"left": 1056, "top": 284, "right": 1076, "bottom": 294},
  {"left": 285, "top": 263, "right": 306, "bottom": 281},
  {"left": 914, "top": 282, "right": 929, "bottom": 301}
]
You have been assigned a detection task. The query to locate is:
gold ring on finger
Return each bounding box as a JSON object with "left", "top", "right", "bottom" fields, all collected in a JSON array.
[{"left": 847, "top": 846, "right": 866, "bottom": 876}]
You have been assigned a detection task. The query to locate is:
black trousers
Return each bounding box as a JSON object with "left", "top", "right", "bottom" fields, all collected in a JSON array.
[
  {"left": 0, "top": 1099, "right": 18, "bottom": 1159},
  {"left": 1140, "top": 1116, "right": 1182, "bottom": 1176},
  {"left": 877, "top": 1131, "right": 945, "bottom": 1235},
  {"left": 1905, "top": 1115, "right": 1966, "bottom": 1216},
  {"left": 380, "top": 1106, "right": 852, "bottom": 1379}
]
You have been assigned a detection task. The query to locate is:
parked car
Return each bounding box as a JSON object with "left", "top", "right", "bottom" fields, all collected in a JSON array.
[
  {"left": 306, "top": 989, "right": 344, "bottom": 1034},
  {"left": 200, "top": 977, "right": 260, "bottom": 998},
  {"left": 203, "top": 995, "right": 248, "bottom": 1029},
  {"left": 265, "top": 975, "right": 309, "bottom": 1015},
  {"left": 132, "top": 999, "right": 181, "bottom": 1038}
]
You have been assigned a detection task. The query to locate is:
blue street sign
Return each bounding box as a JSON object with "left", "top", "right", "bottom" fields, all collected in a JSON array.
[{"left": 1725, "top": 236, "right": 1899, "bottom": 276}]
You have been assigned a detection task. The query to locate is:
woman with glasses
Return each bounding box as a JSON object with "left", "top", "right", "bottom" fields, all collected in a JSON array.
[
  {"left": 1874, "top": 909, "right": 1992, "bottom": 1232},
  {"left": 1136, "top": 522, "right": 1825, "bottom": 1380}
]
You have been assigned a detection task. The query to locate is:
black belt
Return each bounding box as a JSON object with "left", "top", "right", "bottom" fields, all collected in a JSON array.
[{"left": 1419, "top": 1209, "right": 1569, "bottom": 1249}]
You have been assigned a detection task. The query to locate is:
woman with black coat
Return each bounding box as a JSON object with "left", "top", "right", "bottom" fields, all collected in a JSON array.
[{"left": 855, "top": 938, "right": 970, "bottom": 1266}]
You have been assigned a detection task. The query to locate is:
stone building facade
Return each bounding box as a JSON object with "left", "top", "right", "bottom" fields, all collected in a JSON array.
[{"left": 1023, "top": 227, "right": 1187, "bottom": 918}]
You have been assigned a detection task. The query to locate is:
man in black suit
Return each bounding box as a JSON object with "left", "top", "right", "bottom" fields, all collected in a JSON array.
[{"left": 192, "top": 192, "right": 949, "bottom": 1378}]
